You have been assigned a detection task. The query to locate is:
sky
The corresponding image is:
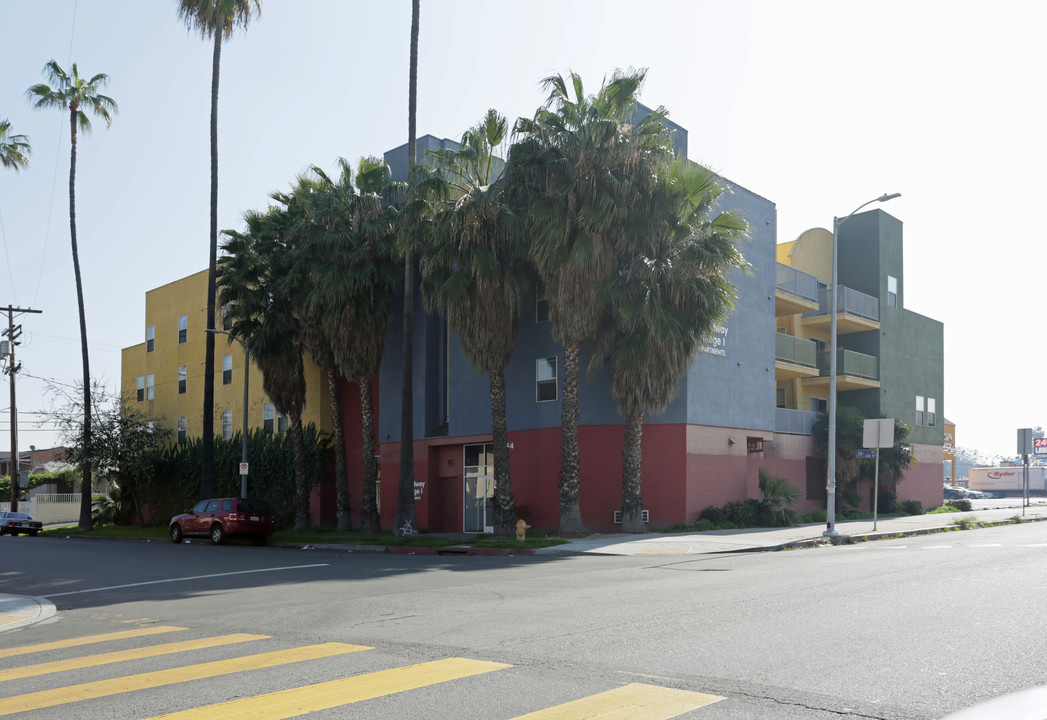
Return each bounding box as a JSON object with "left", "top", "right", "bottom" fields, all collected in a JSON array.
[{"left": 1, "top": 0, "right": 1044, "bottom": 461}]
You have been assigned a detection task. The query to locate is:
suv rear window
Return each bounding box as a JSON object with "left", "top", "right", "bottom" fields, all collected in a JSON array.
[{"left": 237, "top": 500, "right": 271, "bottom": 514}]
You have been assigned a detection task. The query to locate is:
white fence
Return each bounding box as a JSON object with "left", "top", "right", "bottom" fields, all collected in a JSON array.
[{"left": 0, "top": 494, "right": 82, "bottom": 524}]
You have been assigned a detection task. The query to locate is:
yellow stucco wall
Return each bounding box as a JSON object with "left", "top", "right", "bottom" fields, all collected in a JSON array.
[
  {"left": 120, "top": 270, "right": 331, "bottom": 442},
  {"left": 781, "top": 228, "right": 832, "bottom": 282}
]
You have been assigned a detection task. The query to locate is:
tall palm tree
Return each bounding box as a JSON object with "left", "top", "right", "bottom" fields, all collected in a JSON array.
[
  {"left": 396, "top": 0, "right": 421, "bottom": 537},
  {"left": 26, "top": 60, "right": 117, "bottom": 531},
  {"left": 178, "top": 0, "right": 260, "bottom": 500},
  {"left": 507, "top": 69, "right": 672, "bottom": 534},
  {"left": 604, "top": 159, "right": 748, "bottom": 532},
  {"left": 422, "top": 110, "right": 530, "bottom": 536},
  {"left": 294, "top": 158, "right": 402, "bottom": 532},
  {"left": 218, "top": 206, "right": 312, "bottom": 532},
  {"left": 0, "top": 119, "right": 31, "bottom": 171}
]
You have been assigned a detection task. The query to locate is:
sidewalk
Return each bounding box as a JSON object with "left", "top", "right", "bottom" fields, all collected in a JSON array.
[
  {"left": 0, "top": 594, "right": 56, "bottom": 633},
  {"left": 533, "top": 500, "right": 1047, "bottom": 556}
]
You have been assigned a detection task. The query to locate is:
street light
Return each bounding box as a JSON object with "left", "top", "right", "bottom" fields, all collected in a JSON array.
[
  {"left": 824, "top": 192, "right": 901, "bottom": 537},
  {"left": 205, "top": 328, "right": 250, "bottom": 499}
]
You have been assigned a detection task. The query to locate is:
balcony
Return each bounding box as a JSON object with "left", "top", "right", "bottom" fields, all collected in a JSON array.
[
  {"left": 775, "top": 263, "right": 819, "bottom": 316},
  {"left": 803, "top": 348, "right": 880, "bottom": 392},
  {"left": 775, "top": 407, "right": 816, "bottom": 435},
  {"left": 774, "top": 333, "right": 819, "bottom": 380},
  {"left": 803, "top": 284, "right": 879, "bottom": 333}
]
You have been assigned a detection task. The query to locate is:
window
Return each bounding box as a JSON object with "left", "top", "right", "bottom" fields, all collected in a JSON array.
[
  {"left": 915, "top": 395, "right": 925, "bottom": 426},
  {"left": 136, "top": 376, "right": 145, "bottom": 402},
  {"left": 146, "top": 325, "right": 155, "bottom": 352},
  {"left": 810, "top": 396, "right": 827, "bottom": 413},
  {"left": 177, "top": 416, "right": 186, "bottom": 443},
  {"left": 747, "top": 437, "right": 764, "bottom": 454},
  {"left": 927, "top": 397, "right": 936, "bottom": 427},
  {"left": 536, "top": 357, "right": 557, "bottom": 402},
  {"left": 177, "top": 366, "right": 187, "bottom": 394},
  {"left": 178, "top": 315, "right": 188, "bottom": 344},
  {"left": 263, "top": 403, "right": 274, "bottom": 431},
  {"left": 536, "top": 284, "right": 549, "bottom": 323},
  {"left": 146, "top": 374, "right": 155, "bottom": 401},
  {"left": 222, "top": 305, "right": 233, "bottom": 331},
  {"left": 221, "top": 409, "right": 233, "bottom": 440},
  {"left": 776, "top": 387, "right": 786, "bottom": 408},
  {"left": 222, "top": 355, "right": 233, "bottom": 385},
  {"left": 887, "top": 276, "right": 898, "bottom": 309},
  {"left": 277, "top": 411, "right": 289, "bottom": 433}
]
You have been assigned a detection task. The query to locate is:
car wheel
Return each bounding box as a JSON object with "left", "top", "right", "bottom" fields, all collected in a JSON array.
[
  {"left": 170, "top": 524, "right": 183, "bottom": 544},
  {"left": 0, "top": 529, "right": 5, "bottom": 536},
  {"left": 210, "top": 524, "right": 226, "bottom": 545}
]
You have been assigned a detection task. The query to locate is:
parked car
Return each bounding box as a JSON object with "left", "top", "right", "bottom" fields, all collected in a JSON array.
[
  {"left": 943, "top": 485, "right": 966, "bottom": 500},
  {"left": 963, "top": 488, "right": 987, "bottom": 500},
  {"left": 169, "top": 498, "right": 275, "bottom": 546},
  {"left": 0, "top": 511, "right": 43, "bottom": 536}
]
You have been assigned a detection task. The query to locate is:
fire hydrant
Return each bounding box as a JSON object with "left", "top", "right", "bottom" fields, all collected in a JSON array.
[{"left": 515, "top": 519, "right": 531, "bottom": 541}]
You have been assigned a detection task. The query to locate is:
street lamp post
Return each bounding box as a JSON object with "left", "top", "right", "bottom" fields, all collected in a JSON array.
[
  {"left": 824, "top": 192, "right": 901, "bottom": 537},
  {"left": 205, "top": 329, "right": 249, "bottom": 499}
]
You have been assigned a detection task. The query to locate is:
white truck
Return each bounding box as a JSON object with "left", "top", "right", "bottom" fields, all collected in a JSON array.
[{"left": 967, "top": 466, "right": 1047, "bottom": 496}]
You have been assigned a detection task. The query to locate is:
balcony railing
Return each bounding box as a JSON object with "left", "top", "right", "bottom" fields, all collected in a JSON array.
[
  {"left": 775, "top": 408, "right": 816, "bottom": 435},
  {"left": 775, "top": 333, "right": 817, "bottom": 367},
  {"left": 817, "top": 348, "right": 879, "bottom": 380},
  {"left": 809, "top": 285, "right": 879, "bottom": 322},
  {"left": 775, "top": 263, "right": 819, "bottom": 303}
]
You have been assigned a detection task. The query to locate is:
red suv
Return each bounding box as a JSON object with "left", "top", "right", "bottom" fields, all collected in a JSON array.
[{"left": 169, "top": 498, "right": 275, "bottom": 546}]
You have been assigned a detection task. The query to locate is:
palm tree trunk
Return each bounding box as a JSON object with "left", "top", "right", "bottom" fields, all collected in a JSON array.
[
  {"left": 290, "top": 411, "right": 310, "bottom": 532},
  {"left": 490, "top": 370, "right": 515, "bottom": 536},
  {"left": 620, "top": 412, "right": 647, "bottom": 533},
  {"left": 558, "top": 342, "right": 586, "bottom": 535},
  {"left": 201, "top": 22, "right": 222, "bottom": 500},
  {"left": 327, "top": 370, "right": 351, "bottom": 530},
  {"left": 69, "top": 108, "right": 93, "bottom": 532},
  {"left": 395, "top": 0, "right": 421, "bottom": 537},
  {"left": 359, "top": 377, "right": 381, "bottom": 533}
]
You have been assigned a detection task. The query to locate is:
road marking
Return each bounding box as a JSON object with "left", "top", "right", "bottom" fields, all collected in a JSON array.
[
  {"left": 0, "top": 626, "right": 186, "bottom": 659},
  {"left": 971, "top": 544, "right": 1003, "bottom": 547},
  {"left": 1020, "top": 543, "right": 1047, "bottom": 547},
  {"left": 923, "top": 545, "right": 952, "bottom": 549},
  {"left": 0, "top": 634, "right": 268, "bottom": 682},
  {"left": 0, "top": 642, "right": 370, "bottom": 716},
  {"left": 508, "top": 683, "right": 724, "bottom": 719},
  {"left": 145, "top": 657, "right": 511, "bottom": 719},
  {"left": 42, "top": 564, "right": 330, "bottom": 598}
]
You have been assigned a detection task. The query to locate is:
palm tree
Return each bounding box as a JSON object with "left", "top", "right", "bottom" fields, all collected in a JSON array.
[
  {"left": 603, "top": 159, "right": 748, "bottom": 532},
  {"left": 294, "top": 158, "right": 402, "bottom": 533},
  {"left": 507, "top": 69, "right": 672, "bottom": 534},
  {"left": 218, "top": 206, "right": 313, "bottom": 532},
  {"left": 396, "top": 0, "right": 422, "bottom": 537},
  {"left": 26, "top": 60, "right": 117, "bottom": 531},
  {"left": 421, "top": 110, "right": 530, "bottom": 535},
  {"left": 0, "top": 119, "right": 31, "bottom": 171},
  {"left": 178, "top": 0, "right": 260, "bottom": 500}
]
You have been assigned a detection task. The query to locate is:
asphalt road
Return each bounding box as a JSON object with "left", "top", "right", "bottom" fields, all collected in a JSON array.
[{"left": 2, "top": 522, "right": 1046, "bottom": 719}]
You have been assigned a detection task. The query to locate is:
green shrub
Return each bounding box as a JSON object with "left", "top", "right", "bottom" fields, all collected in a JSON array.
[
  {"left": 901, "top": 500, "right": 924, "bottom": 515},
  {"left": 801, "top": 508, "right": 827, "bottom": 524},
  {"left": 949, "top": 499, "right": 971, "bottom": 512},
  {"left": 929, "top": 505, "right": 959, "bottom": 514},
  {"left": 724, "top": 499, "right": 764, "bottom": 527},
  {"left": 699, "top": 505, "right": 727, "bottom": 525},
  {"left": 671, "top": 519, "right": 718, "bottom": 533}
]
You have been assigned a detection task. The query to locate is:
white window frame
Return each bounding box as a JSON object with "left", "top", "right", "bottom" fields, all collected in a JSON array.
[
  {"left": 221, "top": 409, "right": 233, "bottom": 440},
  {"left": 810, "top": 396, "right": 827, "bottom": 413},
  {"left": 536, "top": 357, "right": 557, "bottom": 402},
  {"left": 177, "top": 365, "right": 187, "bottom": 395},
  {"left": 887, "top": 275, "right": 898, "bottom": 309},
  {"left": 915, "top": 395, "right": 925, "bottom": 426},
  {"left": 177, "top": 416, "right": 187, "bottom": 443},
  {"left": 146, "top": 373, "right": 155, "bottom": 401},
  {"left": 927, "top": 397, "right": 936, "bottom": 427},
  {"left": 263, "top": 403, "right": 274, "bottom": 431},
  {"left": 535, "top": 283, "right": 549, "bottom": 323},
  {"left": 146, "top": 325, "right": 155, "bottom": 352},
  {"left": 222, "top": 354, "right": 233, "bottom": 386},
  {"left": 178, "top": 315, "right": 188, "bottom": 344},
  {"left": 136, "top": 375, "right": 145, "bottom": 402}
]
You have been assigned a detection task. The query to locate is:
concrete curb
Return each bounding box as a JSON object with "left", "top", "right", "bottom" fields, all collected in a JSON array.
[
  {"left": 775, "top": 515, "right": 1047, "bottom": 551},
  {"left": 0, "top": 594, "right": 56, "bottom": 633}
]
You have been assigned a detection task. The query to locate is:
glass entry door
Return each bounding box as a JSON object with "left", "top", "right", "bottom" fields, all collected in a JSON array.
[{"left": 463, "top": 443, "right": 494, "bottom": 533}]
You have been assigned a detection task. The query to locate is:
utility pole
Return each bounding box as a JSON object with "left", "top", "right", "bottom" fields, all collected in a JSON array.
[{"left": 3, "top": 306, "right": 42, "bottom": 512}]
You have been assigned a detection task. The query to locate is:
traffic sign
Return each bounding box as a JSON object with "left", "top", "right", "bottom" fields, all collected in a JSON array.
[
  {"left": 856, "top": 449, "right": 875, "bottom": 459},
  {"left": 239, "top": 462, "right": 249, "bottom": 476}
]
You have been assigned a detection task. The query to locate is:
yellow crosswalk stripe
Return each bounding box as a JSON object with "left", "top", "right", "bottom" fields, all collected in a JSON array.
[
  {"left": 0, "top": 625, "right": 186, "bottom": 659},
  {"left": 146, "top": 657, "right": 512, "bottom": 719},
  {"left": 0, "top": 642, "right": 371, "bottom": 716},
  {"left": 507, "top": 683, "right": 725, "bottom": 720},
  {"left": 0, "top": 633, "right": 268, "bottom": 682}
]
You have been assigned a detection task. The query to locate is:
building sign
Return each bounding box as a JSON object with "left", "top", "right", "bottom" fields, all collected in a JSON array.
[
  {"left": 413, "top": 481, "right": 425, "bottom": 501},
  {"left": 700, "top": 325, "right": 729, "bottom": 357},
  {"left": 1034, "top": 437, "right": 1047, "bottom": 456}
]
